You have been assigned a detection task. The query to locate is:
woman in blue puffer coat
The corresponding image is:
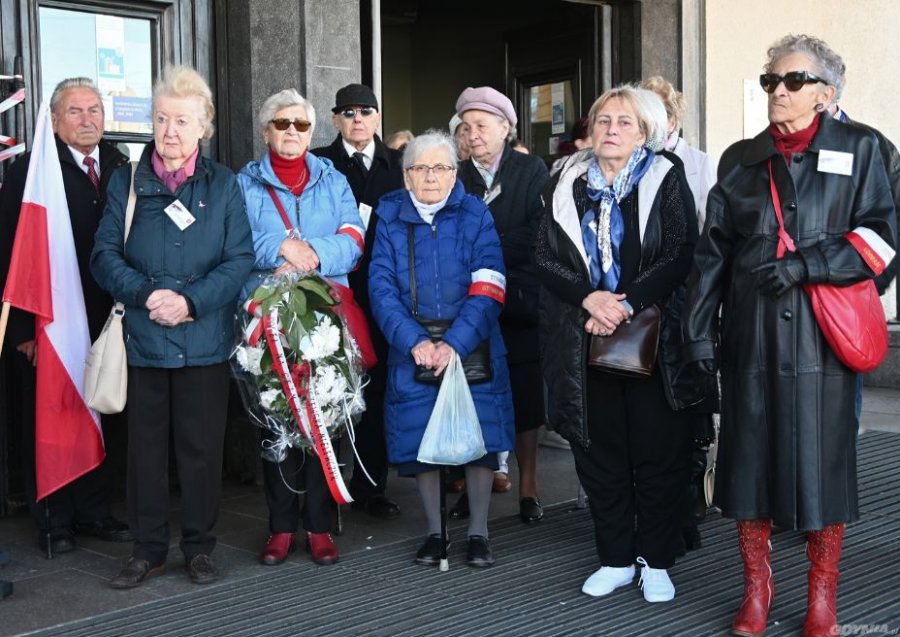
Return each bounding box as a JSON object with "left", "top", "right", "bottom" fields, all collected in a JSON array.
[{"left": 369, "top": 130, "right": 514, "bottom": 568}]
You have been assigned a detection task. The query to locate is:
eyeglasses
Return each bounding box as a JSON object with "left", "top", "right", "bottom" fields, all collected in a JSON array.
[
  {"left": 759, "top": 71, "right": 826, "bottom": 94},
  {"left": 270, "top": 118, "right": 311, "bottom": 132},
  {"left": 406, "top": 164, "right": 456, "bottom": 176},
  {"left": 340, "top": 107, "right": 377, "bottom": 119}
]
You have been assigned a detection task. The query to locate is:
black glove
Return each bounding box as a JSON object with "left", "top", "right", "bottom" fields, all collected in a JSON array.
[{"left": 751, "top": 253, "right": 808, "bottom": 297}]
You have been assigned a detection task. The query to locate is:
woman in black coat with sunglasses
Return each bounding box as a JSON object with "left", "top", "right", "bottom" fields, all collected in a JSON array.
[{"left": 682, "top": 35, "right": 895, "bottom": 637}]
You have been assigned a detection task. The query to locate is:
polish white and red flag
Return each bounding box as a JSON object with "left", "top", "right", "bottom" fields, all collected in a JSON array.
[{"left": 2, "top": 101, "right": 104, "bottom": 500}]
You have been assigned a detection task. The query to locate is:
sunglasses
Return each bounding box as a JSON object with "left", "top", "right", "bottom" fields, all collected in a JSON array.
[
  {"left": 340, "top": 107, "right": 377, "bottom": 119},
  {"left": 759, "top": 71, "right": 826, "bottom": 94},
  {"left": 270, "top": 118, "right": 311, "bottom": 132}
]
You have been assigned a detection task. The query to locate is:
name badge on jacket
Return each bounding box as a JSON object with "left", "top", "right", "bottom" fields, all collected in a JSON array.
[
  {"left": 164, "top": 200, "right": 196, "bottom": 230},
  {"left": 818, "top": 150, "right": 853, "bottom": 176}
]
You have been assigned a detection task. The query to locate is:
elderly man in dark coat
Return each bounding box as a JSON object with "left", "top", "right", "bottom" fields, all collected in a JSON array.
[
  {"left": 0, "top": 77, "right": 132, "bottom": 553},
  {"left": 311, "top": 83, "right": 404, "bottom": 519}
]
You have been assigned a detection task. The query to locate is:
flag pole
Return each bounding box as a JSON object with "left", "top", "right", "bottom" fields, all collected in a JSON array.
[{"left": 0, "top": 301, "right": 10, "bottom": 356}]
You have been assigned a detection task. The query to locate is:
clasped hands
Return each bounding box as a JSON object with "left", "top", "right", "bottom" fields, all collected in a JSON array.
[
  {"left": 275, "top": 238, "right": 320, "bottom": 275},
  {"left": 411, "top": 340, "right": 455, "bottom": 377},
  {"left": 582, "top": 290, "right": 632, "bottom": 337},
  {"left": 146, "top": 289, "right": 191, "bottom": 327}
]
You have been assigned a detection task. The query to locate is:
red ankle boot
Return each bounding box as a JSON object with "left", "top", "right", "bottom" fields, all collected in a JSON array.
[
  {"left": 732, "top": 519, "right": 774, "bottom": 637},
  {"left": 803, "top": 524, "right": 844, "bottom": 637},
  {"left": 306, "top": 532, "right": 339, "bottom": 565},
  {"left": 259, "top": 532, "right": 296, "bottom": 565}
]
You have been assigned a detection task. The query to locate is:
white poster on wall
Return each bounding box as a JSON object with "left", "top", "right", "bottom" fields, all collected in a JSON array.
[
  {"left": 96, "top": 15, "right": 126, "bottom": 93},
  {"left": 742, "top": 79, "right": 769, "bottom": 139},
  {"left": 551, "top": 82, "right": 565, "bottom": 134}
]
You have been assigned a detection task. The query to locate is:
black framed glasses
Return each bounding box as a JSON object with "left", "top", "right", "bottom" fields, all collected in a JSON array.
[
  {"left": 759, "top": 71, "right": 826, "bottom": 94},
  {"left": 406, "top": 164, "right": 455, "bottom": 176},
  {"left": 340, "top": 107, "right": 377, "bottom": 119},
  {"left": 270, "top": 118, "right": 311, "bottom": 132}
]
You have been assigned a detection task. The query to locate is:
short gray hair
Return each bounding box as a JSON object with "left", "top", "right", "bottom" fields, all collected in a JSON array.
[
  {"left": 153, "top": 65, "right": 215, "bottom": 143},
  {"left": 402, "top": 129, "right": 458, "bottom": 169},
  {"left": 496, "top": 114, "right": 518, "bottom": 143},
  {"left": 765, "top": 34, "right": 846, "bottom": 102},
  {"left": 50, "top": 77, "right": 103, "bottom": 115},
  {"left": 587, "top": 85, "right": 667, "bottom": 152},
  {"left": 258, "top": 89, "right": 316, "bottom": 135}
]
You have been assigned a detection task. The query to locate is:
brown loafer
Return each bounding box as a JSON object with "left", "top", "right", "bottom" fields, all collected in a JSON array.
[
  {"left": 259, "top": 532, "right": 296, "bottom": 565},
  {"left": 492, "top": 473, "right": 512, "bottom": 493},
  {"left": 186, "top": 554, "right": 219, "bottom": 585},
  {"left": 109, "top": 557, "right": 165, "bottom": 589}
]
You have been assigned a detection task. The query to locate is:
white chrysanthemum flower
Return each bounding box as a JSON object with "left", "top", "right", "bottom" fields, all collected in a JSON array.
[
  {"left": 300, "top": 315, "right": 341, "bottom": 360},
  {"left": 314, "top": 364, "right": 349, "bottom": 405},
  {"left": 236, "top": 345, "right": 264, "bottom": 375},
  {"left": 259, "top": 388, "right": 281, "bottom": 410}
]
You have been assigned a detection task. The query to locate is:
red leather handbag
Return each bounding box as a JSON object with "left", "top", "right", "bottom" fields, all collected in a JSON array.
[{"left": 768, "top": 162, "right": 888, "bottom": 372}]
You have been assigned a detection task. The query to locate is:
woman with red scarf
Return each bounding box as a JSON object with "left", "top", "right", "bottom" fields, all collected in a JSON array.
[{"left": 682, "top": 35, "right": 896, "bottom": 637}]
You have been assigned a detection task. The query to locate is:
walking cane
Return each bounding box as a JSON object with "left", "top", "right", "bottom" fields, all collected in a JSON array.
[{"left": 439, "top": 465, "right": 449, "bottom": 571}]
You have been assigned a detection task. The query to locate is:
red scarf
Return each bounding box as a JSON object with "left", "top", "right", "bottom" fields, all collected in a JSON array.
[
  {"left": 270, "top": 150, "right": 309, "bottom": 196},
  {"left": 769, "top": 114, "right": 821, "bottom": 163}
]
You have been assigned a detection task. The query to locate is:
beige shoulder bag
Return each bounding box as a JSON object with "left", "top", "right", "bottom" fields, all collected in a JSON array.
[{"left": 84, "top": 162, "right": 137, "bottom": 414}]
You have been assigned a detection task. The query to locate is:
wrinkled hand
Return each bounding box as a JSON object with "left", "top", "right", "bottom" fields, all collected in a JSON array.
[
  {"left": 582, "top": 291, "right": 630, "bottom": 333},
  {"left": 147, "top": 289, "right": 191, "bottom": 326},
  {"left": 585, "top": 317, "right": 614, "bottom": 336},
  {"left": 431, "top": 342, "right": 456, "bottom": 377},
  {"left": 751, "top": 253, "right": 808, "bottom": 298},
  {"left": 280, "top": 238, "right": 320, "bottom": 272},
  {"left": 411, "top": 340, "right": 437, "bottom": 368},
  {"left": 16, "top": 339, "right": 37, "bottom": 365}
]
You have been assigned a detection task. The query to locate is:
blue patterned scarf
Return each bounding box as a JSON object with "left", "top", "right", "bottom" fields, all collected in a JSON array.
[{"left": 580, "top": 147, "right": 654, "bottom": 290}]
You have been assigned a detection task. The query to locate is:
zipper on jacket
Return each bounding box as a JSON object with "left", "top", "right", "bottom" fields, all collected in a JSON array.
[{"left": 431, "top": 223, "right": 441, "bottom": 318}]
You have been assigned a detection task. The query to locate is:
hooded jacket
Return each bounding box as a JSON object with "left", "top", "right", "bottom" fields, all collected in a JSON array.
[{"left": 368, "top": 181, "right": 515, "bottom": 463}]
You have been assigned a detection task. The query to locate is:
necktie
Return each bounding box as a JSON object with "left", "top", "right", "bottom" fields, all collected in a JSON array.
[
  {"left": 353, "top": 152, "right": 369, "bottom": 175},
  {"left": 83, "top": 156, "right": 100, "bottom": 193}
]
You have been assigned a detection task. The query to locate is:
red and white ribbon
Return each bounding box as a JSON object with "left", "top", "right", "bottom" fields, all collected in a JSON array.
[
  {"left": 262, "top": 310, "right": 352, "bottom": 505},
  {"left": 0, "top": 88, "right": 25, "bottom": 116}
]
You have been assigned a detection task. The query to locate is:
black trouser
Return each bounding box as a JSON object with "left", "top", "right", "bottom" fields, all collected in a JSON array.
[
  {"left": 126, "top": 363, "right": 229, "bottom": 564},
  {"left": 16, "top": 353, "right": 116, "bottom": 536},
  {"left": 261, "top": 429, "right": 334, "bottom": 534},
  {"left": 572, "top": 368, "right": 693, "bottom": 569},
  {"left": 349, "top": 361, "right": 388, "bottom": 500}
]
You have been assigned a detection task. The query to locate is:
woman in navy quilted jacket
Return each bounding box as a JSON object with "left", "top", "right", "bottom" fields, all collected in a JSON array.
[{"left": 369, "top": 130, "right": 514, "bottom": 568}]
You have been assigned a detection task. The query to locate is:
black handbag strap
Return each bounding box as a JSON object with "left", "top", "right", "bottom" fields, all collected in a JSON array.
[{"left": 407, "top": 223, "right": 418, "bottom": 317}]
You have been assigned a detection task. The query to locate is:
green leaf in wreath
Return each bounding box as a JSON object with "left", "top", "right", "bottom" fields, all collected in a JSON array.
[
  {"left": 297, "top": 278, "right": 336, "bottom": 305},
  {"left": 251, "top": 285, "right": 275, "bottom": 304},
  {"left": 260, "top": 348, "right": 273, "bottom": 373},
  {"left": 289, "top": 290, "right": 307, "bottom": 318}
]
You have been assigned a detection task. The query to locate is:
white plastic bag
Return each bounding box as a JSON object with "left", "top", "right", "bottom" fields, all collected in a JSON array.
[{"left": 417, "top": 352, "right": 487, "bottom": 465}]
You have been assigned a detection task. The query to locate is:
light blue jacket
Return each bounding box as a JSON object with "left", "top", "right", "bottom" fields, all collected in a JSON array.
[{"left": 236, "top": 151, "right": 365, "bottom": 301}]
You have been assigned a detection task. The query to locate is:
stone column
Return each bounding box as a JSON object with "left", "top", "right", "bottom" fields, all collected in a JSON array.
[{"left": 216, "top": 0, "right": 361, "bottom": 170}]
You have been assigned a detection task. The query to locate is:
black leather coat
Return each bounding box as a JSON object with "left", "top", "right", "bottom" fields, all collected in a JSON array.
[
  {"left": 535, "top": 150, "right": 700, "bottom": 449},
  {"left": 682, "top": 114, "right": 896, "bottom": 530}
]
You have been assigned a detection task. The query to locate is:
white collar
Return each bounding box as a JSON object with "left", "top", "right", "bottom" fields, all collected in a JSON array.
[
  {"left": 342, "top": 138, "right": 375, "bottom": 162},
  {"left": 68, "top": 145, "right": 101, "bottom": 173}
]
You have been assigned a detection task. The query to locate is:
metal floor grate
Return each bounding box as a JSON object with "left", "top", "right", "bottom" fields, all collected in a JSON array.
[{"left": 25, "top": 432, "right": 900, "bottom": 637}]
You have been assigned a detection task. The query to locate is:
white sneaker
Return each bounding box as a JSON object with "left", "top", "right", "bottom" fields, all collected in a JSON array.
[
  {"left": 539, "top": 426, "right": 571, "bottom": 450},
  {"left": 581, "top": 565, "right": 635, "bottom": 597},
  {"left": 637, "top": 557, "right": 675, "bottom": 602}
]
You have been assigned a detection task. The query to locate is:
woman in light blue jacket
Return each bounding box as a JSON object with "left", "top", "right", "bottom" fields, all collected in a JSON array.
[{"left": 236, "top": 89, "right": 364, "bottom": 568}]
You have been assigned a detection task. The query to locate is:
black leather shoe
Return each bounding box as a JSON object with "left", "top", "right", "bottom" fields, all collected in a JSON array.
[
  {"left": 466, "top": 535, "right": 495, "bottom": 568},
  {"left": 186, "top": 554, "right": 219, "bottom": 585},
  {"left": 38, "top": 532, "right": 76, "bottom": 555},
  {"left": 683, "top": 524, "right": 702, "bottom": 551},
  {"left": 448, "top": 493, "right": 469, "bottom": 520},
  {"left": 414, "top": 534, "right": 449, "bottom": 566},
  {"left": 352, "top": 494, "right": 401, "bottom": 519},
  {"left": 519, "top": 497, "right": 543, "bottom": 523},
  {"left": 109, "top": 557, "right": 165, "bottom": 589},
  {"left": 75, "top": 516, "right": 134, "bottom": 542}
]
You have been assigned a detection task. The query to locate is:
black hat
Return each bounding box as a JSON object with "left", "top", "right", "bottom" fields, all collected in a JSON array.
[{"left": 332, "top": 84, "right": 379, "bottom": 113}]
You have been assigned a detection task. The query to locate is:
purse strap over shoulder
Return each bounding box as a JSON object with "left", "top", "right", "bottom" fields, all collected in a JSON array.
[
  {"left": 124, "top": 161, "right": 138, "bottom": 242},
  {"left": 407, "top": 223, "right": 418, "bottom": 317}
]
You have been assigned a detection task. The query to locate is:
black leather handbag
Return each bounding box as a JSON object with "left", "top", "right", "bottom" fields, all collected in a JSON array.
[{"left": 407, "top": 224, "right": 492, "bottom": 385}]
